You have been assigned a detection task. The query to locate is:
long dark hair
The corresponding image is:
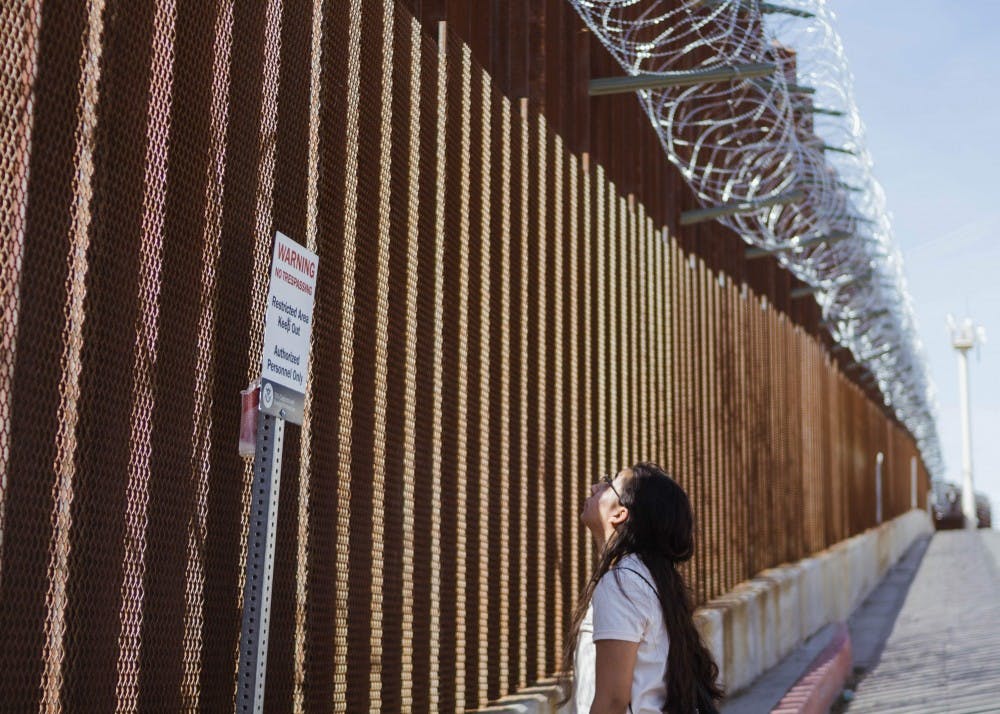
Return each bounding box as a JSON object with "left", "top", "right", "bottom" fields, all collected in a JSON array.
[{"left": 559, "top": 462, "right": 723, "bottom": 713}]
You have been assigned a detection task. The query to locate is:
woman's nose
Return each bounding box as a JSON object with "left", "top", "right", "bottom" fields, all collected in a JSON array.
[{"left": 590, "top": 482, "right": 601, "bottom": 496}]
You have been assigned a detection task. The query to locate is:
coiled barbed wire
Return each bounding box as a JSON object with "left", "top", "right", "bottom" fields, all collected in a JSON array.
[{"left": 568, "top": 0, "right": 943, "bottom": 476}]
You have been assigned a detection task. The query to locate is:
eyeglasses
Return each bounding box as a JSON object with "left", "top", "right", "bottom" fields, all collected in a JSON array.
[{"left": 602, "top": 473, "right": 623, "bottom": 502}]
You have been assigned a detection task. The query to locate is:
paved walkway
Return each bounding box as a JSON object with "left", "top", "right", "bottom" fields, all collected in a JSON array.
[
  {"left": 721, "top": 532, "right": 932, "bottom": 714},
  {"left": 846, "top": 530, "right": 1000, "bottom": 713}
]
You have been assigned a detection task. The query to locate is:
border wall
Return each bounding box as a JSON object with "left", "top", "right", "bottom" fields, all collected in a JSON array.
[{"left": 0, "top": 0, "right": 929, "bottom": 710}]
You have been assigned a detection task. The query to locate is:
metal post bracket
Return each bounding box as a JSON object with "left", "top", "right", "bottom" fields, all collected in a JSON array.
[
  {"left": 682, "top": 188, "right": 805, "bottom": 226},
  {"left": 589, "top": 62, "right": 776, "bottom": 96}
]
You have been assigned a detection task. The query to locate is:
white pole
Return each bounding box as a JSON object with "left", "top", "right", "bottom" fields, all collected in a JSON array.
[
  {"left": 948, "top": 314, "right": 983, "bottom": 529},
  {"left": 910, "top": 456, "right": 917, "bottom": 509},
  {"left": 957, "top": 346, "right": 977, "bottom": 527},
  {"left": 876, "top": 452, "right": 884, "bottom": 525}
]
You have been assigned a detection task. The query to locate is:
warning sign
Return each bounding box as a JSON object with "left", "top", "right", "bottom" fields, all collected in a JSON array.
[{"left": 259, "top": 231, "right": 318, "bottom": 424}]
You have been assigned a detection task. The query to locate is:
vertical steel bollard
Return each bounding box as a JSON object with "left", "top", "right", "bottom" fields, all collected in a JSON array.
[
  {"left": 237, "top": 412, "right": 285, "bottom": 713},
  {"left": 875, "top": 452, "right": 884, "bottom": 525}
]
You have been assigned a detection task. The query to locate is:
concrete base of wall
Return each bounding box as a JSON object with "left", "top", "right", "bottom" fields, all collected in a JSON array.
[
  {"left": 477, "top": 678, "right": 572, "bottom": 714},
  {"left": 477, "top": 509, "right": 932, "bottom": 713}
]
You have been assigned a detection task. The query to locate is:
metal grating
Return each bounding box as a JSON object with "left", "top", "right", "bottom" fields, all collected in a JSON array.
[{"left": 0, "top": 1, "right": 931, "bottom": 711}]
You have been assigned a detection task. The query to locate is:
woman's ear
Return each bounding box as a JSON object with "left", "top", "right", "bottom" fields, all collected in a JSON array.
[{"left": 609, "top": 505, "right": 628, "bottom": 528}]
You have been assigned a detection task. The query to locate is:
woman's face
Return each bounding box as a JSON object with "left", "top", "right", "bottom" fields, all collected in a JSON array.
[{"left": 581, "top": 469, "right": 630, "bottom": 539}]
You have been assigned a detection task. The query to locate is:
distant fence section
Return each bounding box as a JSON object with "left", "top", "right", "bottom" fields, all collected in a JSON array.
[{"left": 0, "top": 0, "right": 929, "bottom": 711}]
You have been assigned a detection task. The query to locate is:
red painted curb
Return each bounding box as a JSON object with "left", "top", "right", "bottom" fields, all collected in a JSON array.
[{"left": 771, "top": 623, "right": 852, "bottom": 714}]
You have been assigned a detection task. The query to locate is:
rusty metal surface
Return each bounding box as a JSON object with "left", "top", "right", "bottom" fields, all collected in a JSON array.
[{"left": 0, "top": 1, "right": 930, "bottom": 711}]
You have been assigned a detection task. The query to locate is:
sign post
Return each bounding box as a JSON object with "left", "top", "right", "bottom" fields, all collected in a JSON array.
[
  {"left": 237, "top": 411, "right": 284, "bottom": 714},
  {"left": 237, "top": 231, "right": 318, "bottom": 713}
]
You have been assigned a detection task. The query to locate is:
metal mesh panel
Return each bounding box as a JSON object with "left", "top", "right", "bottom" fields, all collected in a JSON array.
[{"left": 0, "top": 1, "right": 932, "bottom": 711}]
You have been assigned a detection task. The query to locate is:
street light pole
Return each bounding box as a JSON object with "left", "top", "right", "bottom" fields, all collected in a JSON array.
[{"left": 948, "top": 315, "right": 985, "bottom": 528}]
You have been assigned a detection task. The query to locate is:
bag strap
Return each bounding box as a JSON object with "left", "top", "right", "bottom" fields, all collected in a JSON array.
[{"left": 614, "top": 565, "right": 657, "bottom": 598}]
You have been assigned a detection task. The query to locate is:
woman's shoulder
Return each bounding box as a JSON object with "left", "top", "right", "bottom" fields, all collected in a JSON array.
[
  {"left": 614, "top": 553, "right": 654, "bottom": 581},
  {"left": 591, "top": 555, "right": 659, "bottom": 636},
  {"left": 613, "top": 552, "right": 647, "bottom": 572},
  {"left": 600, "top": 554, "right": 657, "bottom": 597}
]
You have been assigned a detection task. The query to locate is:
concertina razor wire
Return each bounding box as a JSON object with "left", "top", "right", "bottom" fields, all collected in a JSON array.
[{"left": 567, "top": 0, "right": 944, "bottom": 478}]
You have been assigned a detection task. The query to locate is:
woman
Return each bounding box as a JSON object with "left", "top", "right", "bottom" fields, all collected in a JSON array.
[{"left": 561, "top": 462, "right": 723, "bottom": 713}]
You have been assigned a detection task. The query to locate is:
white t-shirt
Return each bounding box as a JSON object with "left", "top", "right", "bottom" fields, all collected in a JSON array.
[{"left": 575, "top": 554, "right": 669, "bottom": 713}]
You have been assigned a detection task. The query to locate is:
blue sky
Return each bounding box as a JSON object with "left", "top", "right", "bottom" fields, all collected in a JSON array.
[{"left": 830, "top": 1, "right": 1000, "bottom": 518}]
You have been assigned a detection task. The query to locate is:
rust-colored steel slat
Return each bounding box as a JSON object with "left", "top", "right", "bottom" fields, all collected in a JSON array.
[{"left": 0, "top": 0, "right": 935, "bottom": 709}]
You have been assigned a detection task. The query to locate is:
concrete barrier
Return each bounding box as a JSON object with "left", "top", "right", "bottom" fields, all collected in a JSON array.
[
  {"left": 477, "top": 678, "right": 571, "bottom": 714},
  {"left": 797, "top": 557, "right": 824, "bottom": 639},
  {"left": 475, "top": 509, "right": 932, "bottom": 712}
]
